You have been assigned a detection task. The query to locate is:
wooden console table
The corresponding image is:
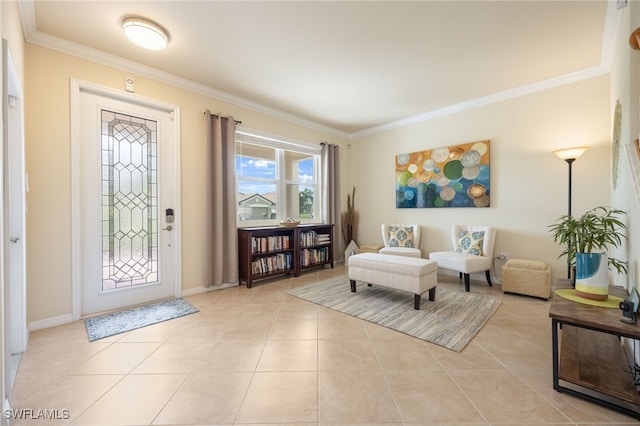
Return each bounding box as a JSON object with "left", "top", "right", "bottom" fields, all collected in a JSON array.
[{"left": 549, "top": 285, "right": 640, "bottom": 419}]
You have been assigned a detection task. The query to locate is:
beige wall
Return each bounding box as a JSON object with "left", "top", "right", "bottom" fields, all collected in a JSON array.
[
  {"left": 348, "top": 75, "right": 613, "bottom": 285},
  {"left": 24, "top": 44, "right": 347, "bottom": 325}
]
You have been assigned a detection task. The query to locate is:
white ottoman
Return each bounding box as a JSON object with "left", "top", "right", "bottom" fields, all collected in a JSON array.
[{"left": 348, "top": 252, "right": 438, "bottom": 309}]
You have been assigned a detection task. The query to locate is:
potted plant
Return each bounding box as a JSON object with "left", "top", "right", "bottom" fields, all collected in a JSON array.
[{"left": 549, "top": 206, "right": 627, "bottom": 300}]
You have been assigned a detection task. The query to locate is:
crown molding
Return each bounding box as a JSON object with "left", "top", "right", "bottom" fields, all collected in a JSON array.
[
  {"left": 350, "top": 64, "right": 609, "bottom": 139},
  {"left": 19, "top": 0, "right": 620, "bottom": 140},
  {"left": 351, "top": 0, "right": 620, "bottom": 139}
]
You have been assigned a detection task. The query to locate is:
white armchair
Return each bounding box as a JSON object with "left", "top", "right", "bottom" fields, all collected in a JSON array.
[
  {"left": 379, "top": 224, "right": 422, "bottom": 258},
  {"left": 429, "top": 225, "right": 496, "bottom": 292}
]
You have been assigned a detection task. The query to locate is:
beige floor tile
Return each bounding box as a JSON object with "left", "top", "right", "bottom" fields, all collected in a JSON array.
[
  {"left": 515, "top": 368, "right": 640, "bottom": 423},
  {"left": 318, "top": 316, "right": 367, "bottom": 339},
  {"left": 450, "top": 370, "right": 570, "bottom": 424},
  {"left": 384, "top": 370, "right": 485, "bottom": 423},
  {"left": 257, "top": 340, "right": 317, "bottom": 371},
  {"left": 429, "top": 340, "right": 506, "bottom": 371},
  {"left": 235, "top": 372, "right": 317, "bottom": 423},
  {"left": 72, "top": 342, "right": 162, "bottom": 375},
  {"left": 153, "top": 371, "right": 252, "bottom": 425},
  {"left": 189, "top": 303, "right": 243, "bottom": 320},
  {"left": 318, "top": 370, "right": 401, "bottom": 423},
  {"left": 318, "top": 339, "right": 380, "bottom": 371},
  {"left": 236, "top": 303, "right": 281, "bottom": 322},
  {"left": 72, "top": 374, "right": 186, "bottom": 425},
  {"left": 370, "top": 338, "right": 445, "bottom": 371},
  {"left": 277, "top": 301, "right": 321, "bottom": 319},
  {"left": 269, "top": 317, "right": 318, "bottom": 340},
  {"left": 195, "top": 340, "right": 265, "bottom": 372},
  {"left": 9, "top": 375, "right": 122, "bottom": 425},
  {"left": 132, "top": 340, "right": 214, "bottom": 374},
  {"left": 220, "top": 320, "right": 274, "bottom": 341},
  {"left": 165, "top": 316, "right": 228, "bottom": 342},
  {"left": 476, "top": 336, "right": 551, "bottom": 370},
  {"left": 11, "top": 265, "right": 640, "bottom": 425}
]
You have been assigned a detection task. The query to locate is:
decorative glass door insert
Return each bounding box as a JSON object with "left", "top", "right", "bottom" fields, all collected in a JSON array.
[{"left": 101, "top": 109, "right": 158, "bottom": 290}]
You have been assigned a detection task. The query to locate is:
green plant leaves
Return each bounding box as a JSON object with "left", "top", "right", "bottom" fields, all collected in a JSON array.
[{"left": 548, "top": 207, "right": 628, "bottom": 275}]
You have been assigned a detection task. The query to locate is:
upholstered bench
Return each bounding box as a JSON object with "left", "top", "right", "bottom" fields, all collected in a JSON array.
[
  {"left": 502, "top": 258, "right": 551, "bottom": 300},
  {"left": 348, "top": 252, "right": 438, "bottom": 309}
]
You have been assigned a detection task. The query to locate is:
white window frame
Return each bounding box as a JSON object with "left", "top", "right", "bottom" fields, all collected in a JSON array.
[{"left": 235, "top": 127, "right": 322, "bottom": 227}]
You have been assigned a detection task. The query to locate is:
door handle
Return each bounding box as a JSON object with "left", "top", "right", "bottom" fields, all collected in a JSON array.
[
  {"left": 162, "top": 225, "right": 173, "bottom": 231},
  {"left": 10, "top": 237, "right": 19, "bottom": 243}
]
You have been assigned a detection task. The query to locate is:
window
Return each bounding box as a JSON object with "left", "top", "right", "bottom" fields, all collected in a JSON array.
[{"left": 235, "top": 129, "right": 321, "bottom": 225}]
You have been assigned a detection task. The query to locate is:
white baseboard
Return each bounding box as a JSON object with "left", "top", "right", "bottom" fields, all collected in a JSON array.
[
  {"left": 181, "top": 282, "right": 238, "bottom": 297},
  {"left": 29, "top": 314, "right": 73, "bottom": 331}
]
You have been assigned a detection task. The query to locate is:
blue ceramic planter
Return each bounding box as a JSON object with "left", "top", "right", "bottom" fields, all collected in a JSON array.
[{"left": 575, "top": 252, "right": 609, "bottom": 301}]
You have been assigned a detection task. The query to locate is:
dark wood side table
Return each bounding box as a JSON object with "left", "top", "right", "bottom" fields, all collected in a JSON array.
[{"left": 549, "top": 285, "right": 640, "bottom": 419}]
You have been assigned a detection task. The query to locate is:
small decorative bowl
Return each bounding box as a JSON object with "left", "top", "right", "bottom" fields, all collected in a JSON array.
[{"left": 280, "top": 219, "right": 301, "bottom": 227}]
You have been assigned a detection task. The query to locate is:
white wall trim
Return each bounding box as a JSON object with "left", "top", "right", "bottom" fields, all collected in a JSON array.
[
  {"left": 181, "top": 283, "right": 237, "bottom": 297},
  {"left": 29, "top": 314, "right": 73, "bottom": 332}
]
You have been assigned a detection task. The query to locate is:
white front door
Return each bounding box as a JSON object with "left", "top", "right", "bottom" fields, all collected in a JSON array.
[{"left": 75, "top": 82, "right": 180, "bottom": 316}]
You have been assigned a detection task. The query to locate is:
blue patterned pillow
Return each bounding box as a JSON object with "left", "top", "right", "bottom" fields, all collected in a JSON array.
[
  {"left": 456, "top": 230, "right": 485, "bottom": 256},
  {"left": 388, "top": 226, "right": 414, "bottom": 247}
]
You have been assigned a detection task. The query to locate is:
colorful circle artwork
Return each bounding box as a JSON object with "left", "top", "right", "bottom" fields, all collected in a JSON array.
[{"left": 395, "top": 140, "right": 490, "bottom": 208}]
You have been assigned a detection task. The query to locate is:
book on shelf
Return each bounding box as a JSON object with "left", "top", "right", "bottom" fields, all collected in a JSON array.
[
  {"left": 251, "top": 252, "right": 292, "bottom": 274},
  {"left": 316, "top": 233, "right": 331, "bottom": 244},
  {"left": 251, "top": 235, "right": 291, "bottom": 253},
  {"left": 300, "top": 247, "right": 329, "bottom": 266}
]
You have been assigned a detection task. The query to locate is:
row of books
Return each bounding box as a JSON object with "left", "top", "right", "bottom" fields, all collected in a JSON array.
[
  {"left": 300, "top": 231, "right": 331, "bottom": 247},
  {"left": 251, "top": 235, "right": 291, "bottom": 254},
  {"left": 251, "top": 253, "right": 293, "bottom": 275},
  {"left": 300, "top": 247, "right": 330, "bottom": 267}
]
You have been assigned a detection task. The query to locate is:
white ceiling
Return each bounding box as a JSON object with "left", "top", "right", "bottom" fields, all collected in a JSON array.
[{"left": 20, "top": 1, "right": 618, "bottom": 137}]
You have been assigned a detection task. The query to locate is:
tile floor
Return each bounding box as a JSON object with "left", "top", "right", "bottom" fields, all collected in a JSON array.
[{"left": 9, "top": 264, "right": 640, "bottom": 425}]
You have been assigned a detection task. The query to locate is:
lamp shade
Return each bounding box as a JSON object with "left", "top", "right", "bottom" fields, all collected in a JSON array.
[
  {"left": 122, "top": 17, "right": 169, "bottom": 50},
  {"left": 553, "top": 146, "right": 589, "bottom": 161}
]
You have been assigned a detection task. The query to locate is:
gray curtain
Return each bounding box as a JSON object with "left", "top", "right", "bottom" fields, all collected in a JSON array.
[
  {"left": 206, "top": 110, "right": 238, "bottom": 286},
  {"left": 321, "top": 143, "right": 342, "bottom": 260}
]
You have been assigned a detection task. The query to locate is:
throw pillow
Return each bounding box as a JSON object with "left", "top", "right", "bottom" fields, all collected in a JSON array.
[
  {"left": 456, "top": 230, "right": 485, "bottom": 256},
  {"left": 388, "top": 226, "right": 414, "bottom": 247}
]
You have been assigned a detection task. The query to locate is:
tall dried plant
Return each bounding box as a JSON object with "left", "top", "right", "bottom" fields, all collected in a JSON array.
[{"left": 341, "top": 186, "right": 359, "bottom": 245}]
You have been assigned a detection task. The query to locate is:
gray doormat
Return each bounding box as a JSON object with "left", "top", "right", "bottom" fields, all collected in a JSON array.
[{"left": 84, "top": 298, "right": 199, "bottom": 342}]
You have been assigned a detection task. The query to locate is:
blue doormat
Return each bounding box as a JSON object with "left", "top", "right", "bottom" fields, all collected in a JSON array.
[{"left": 84, "top": 298, "right": 199, "bottom": 342}]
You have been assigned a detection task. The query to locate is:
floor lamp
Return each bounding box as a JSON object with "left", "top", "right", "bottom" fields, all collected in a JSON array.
[{"left": 553, "top": 146, "right": 589, "bottom": 279}]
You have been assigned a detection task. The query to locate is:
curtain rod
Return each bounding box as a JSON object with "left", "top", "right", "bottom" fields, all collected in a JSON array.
[{"left": 204, "top": 110, "right": 242, "bottom": 125}]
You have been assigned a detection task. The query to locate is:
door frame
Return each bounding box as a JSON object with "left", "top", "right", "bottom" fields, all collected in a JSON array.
[
  {"left": 3, "top": 40, "right": 27, "bottom": 409},
  {"left": 70, "top": 79, "right": 182, "bottom": 320}
]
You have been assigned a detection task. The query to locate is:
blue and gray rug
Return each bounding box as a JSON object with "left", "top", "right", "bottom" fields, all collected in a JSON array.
[
  {"left": 84, "top": 298, "right": 199, "bottom": 342},
  {"left": 286, "top": 276, "right": 501, "bottom": 352}
]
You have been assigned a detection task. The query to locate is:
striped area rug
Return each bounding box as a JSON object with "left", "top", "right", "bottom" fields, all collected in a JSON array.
[{"left": 286, "top": 276, "right": 501, "bottom": 352}]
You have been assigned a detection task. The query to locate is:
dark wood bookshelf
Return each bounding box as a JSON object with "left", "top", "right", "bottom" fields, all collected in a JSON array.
[{"left": 238, "top": 224, "right": 334, "bottom": 288}]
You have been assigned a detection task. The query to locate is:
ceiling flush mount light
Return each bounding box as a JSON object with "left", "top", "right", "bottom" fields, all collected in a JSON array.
[{"left": 122, "top": 17, "right": 169, "bottom": 50}]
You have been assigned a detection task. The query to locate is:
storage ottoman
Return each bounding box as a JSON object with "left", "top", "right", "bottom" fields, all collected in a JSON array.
[
  {"left": 348, "top": 252, "right": 438, "bottom": 309},
  {"left": 502, "top": 258, "right": 551, "bottom": 300}
]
